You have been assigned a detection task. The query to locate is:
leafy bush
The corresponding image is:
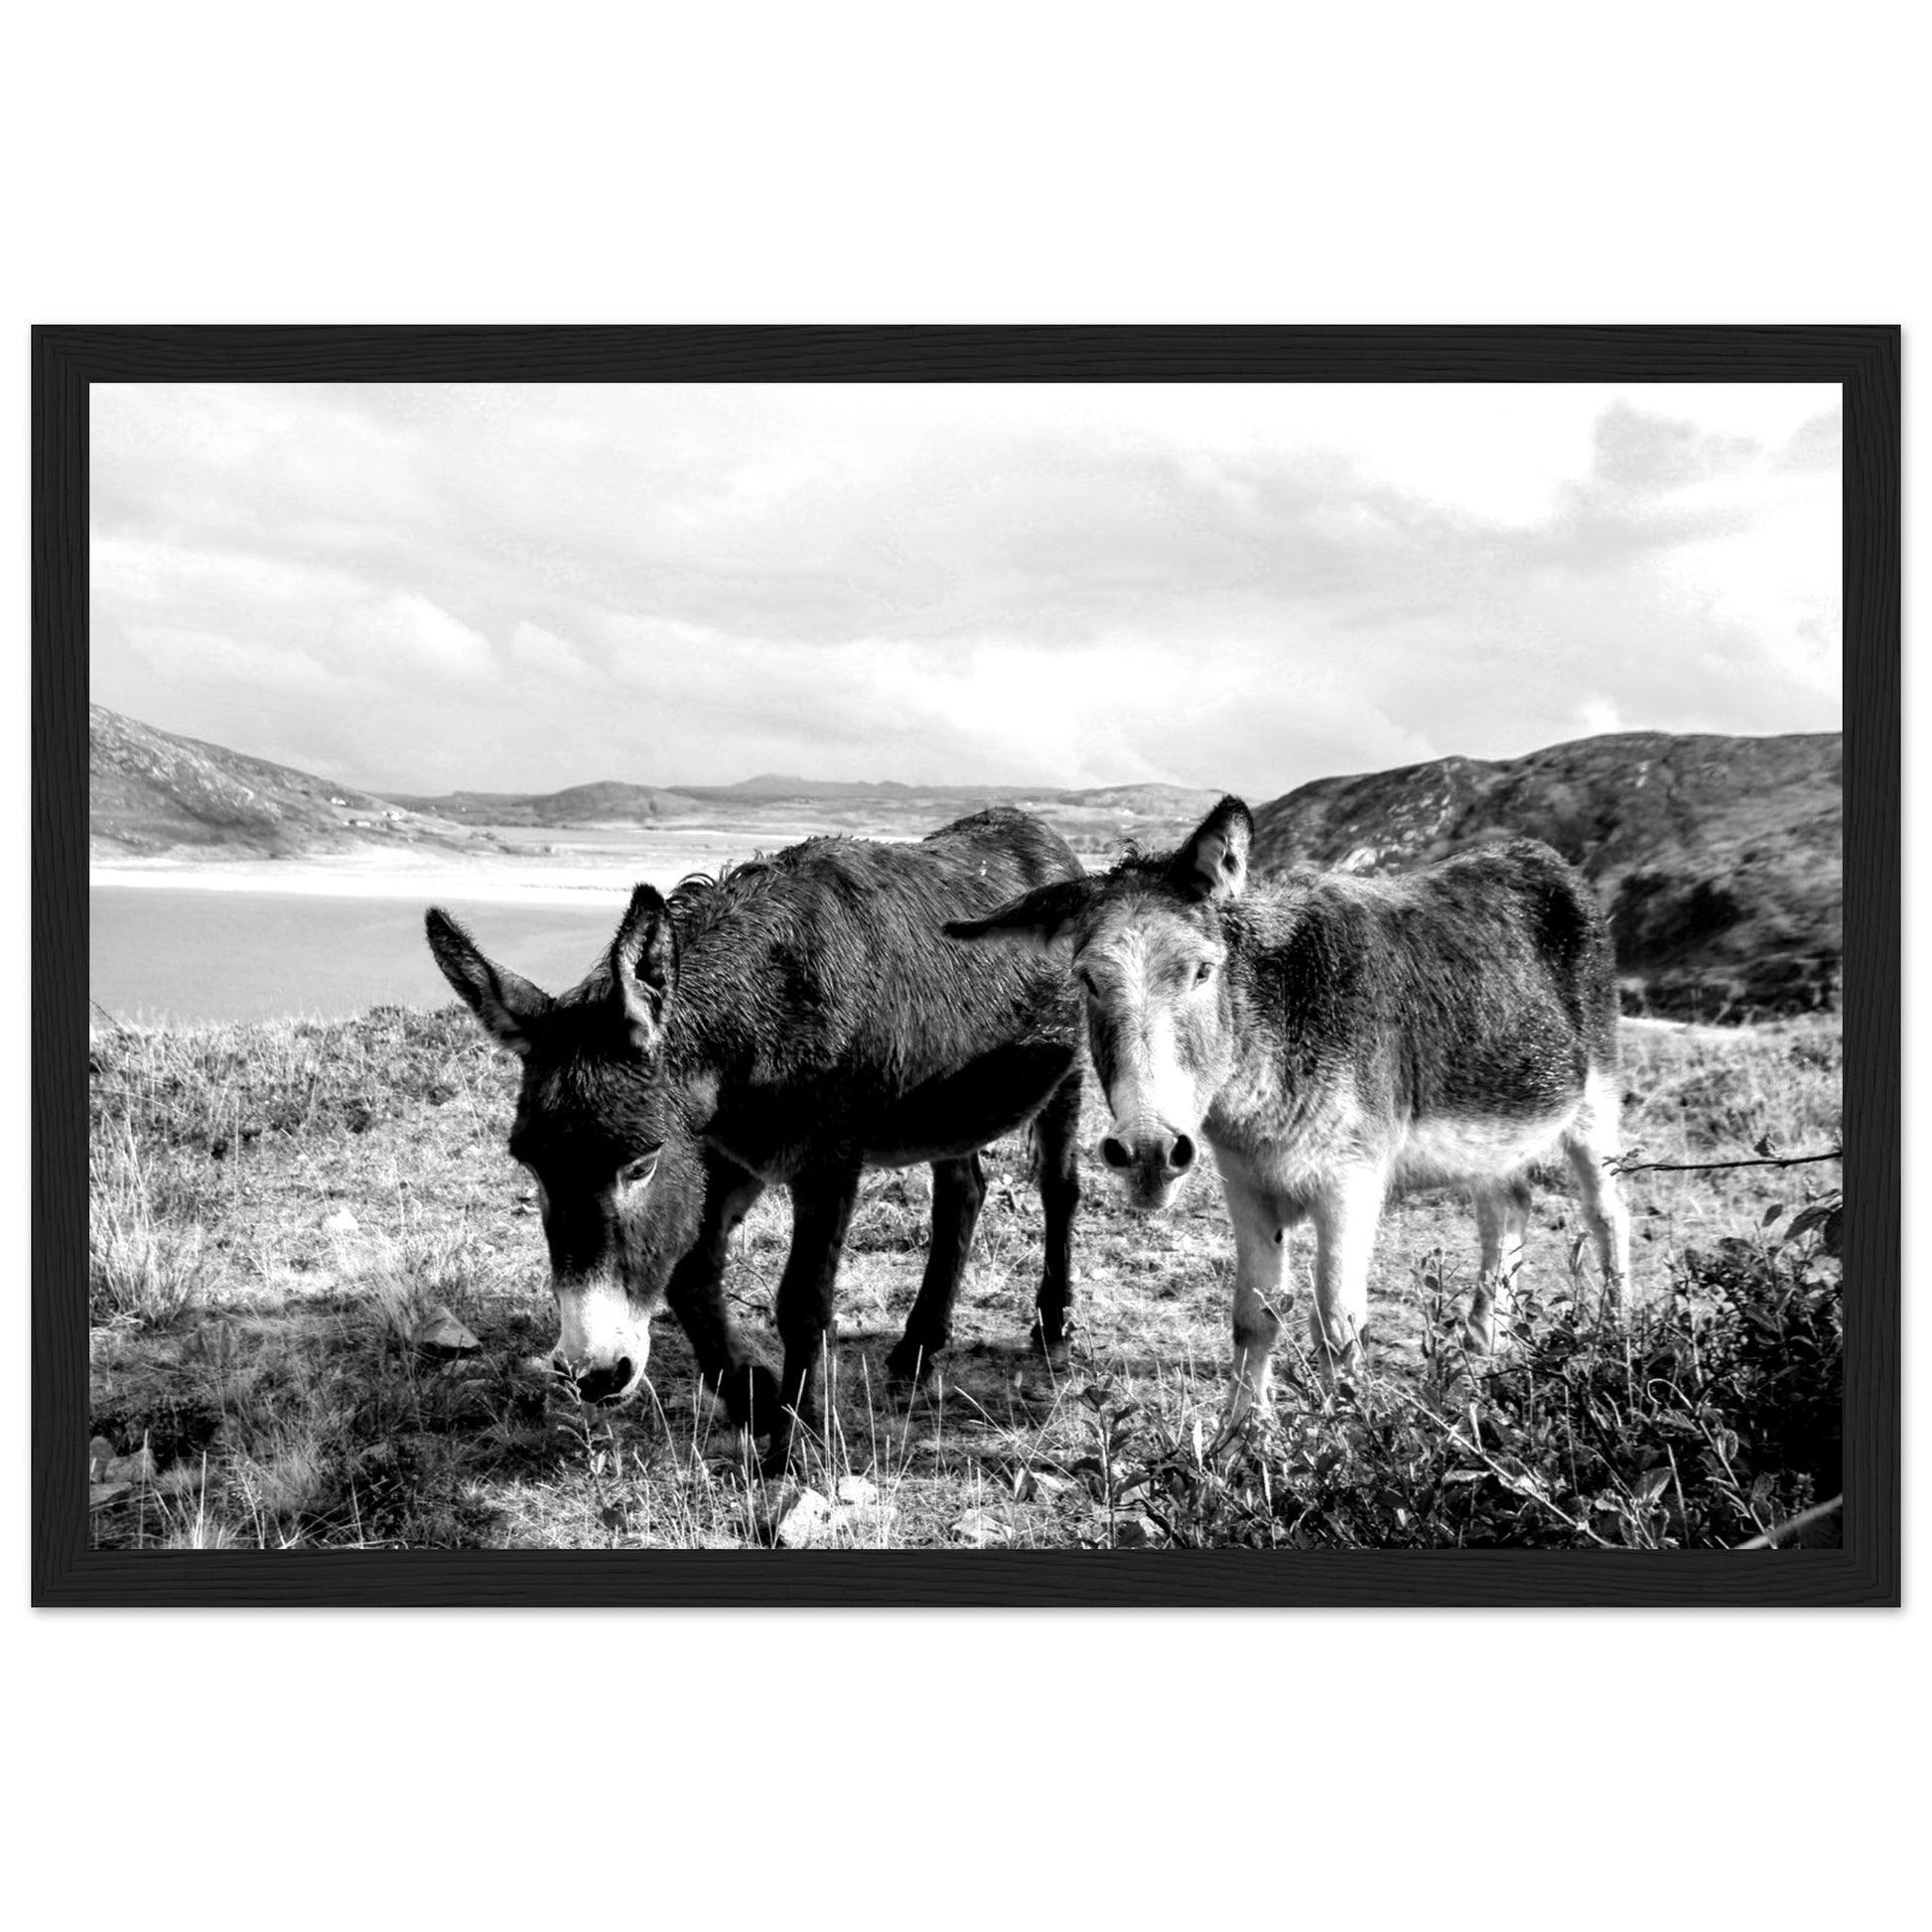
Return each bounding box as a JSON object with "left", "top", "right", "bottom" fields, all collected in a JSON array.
[{"left": 1089, "top": 1209, "right": 1841, "bottom": 1551}]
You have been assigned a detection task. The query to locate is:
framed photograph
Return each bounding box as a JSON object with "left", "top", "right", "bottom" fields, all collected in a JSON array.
[{"left": 36, "top": 326, "right": 1898, "bottom": 1606}]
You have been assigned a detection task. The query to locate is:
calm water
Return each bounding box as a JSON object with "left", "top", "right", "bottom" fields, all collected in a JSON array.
[{"left": 90, "top": 887, "right": 629, "bottom": 1028}]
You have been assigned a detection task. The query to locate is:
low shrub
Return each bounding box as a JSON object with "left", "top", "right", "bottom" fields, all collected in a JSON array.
[{"left": 1094, "top": 1209, "right": 1841, "bottom": 1551}]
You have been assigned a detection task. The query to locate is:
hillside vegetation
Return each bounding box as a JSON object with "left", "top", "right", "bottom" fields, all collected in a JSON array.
[
  {"left": 381, "top": 780, "right": 710, "bottom": 827},
  {"left": 385, "top": 775, "right": 1229, "bottom": 852},
  {"left": 89, "top": 706, "right": 492, "bottom": 862},
  {"left": 1251, "top": 732, "right": 1841, "bottom": 1020},
  {"left": 90, "top": 705, "right": 1223, "bottom": 858}
]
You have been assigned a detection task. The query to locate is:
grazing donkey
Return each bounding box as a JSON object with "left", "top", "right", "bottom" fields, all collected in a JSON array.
[
  {"left": 426, "top": 809, "right": 1085, "bottom": 1469},
  {"left": 950, "top": 796, "right": 1630, "bottom": 1422}
]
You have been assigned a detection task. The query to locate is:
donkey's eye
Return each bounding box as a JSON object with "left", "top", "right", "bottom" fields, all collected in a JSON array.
[{"left": 619, "top": 1146, "right": 662, "bottom": 1188}]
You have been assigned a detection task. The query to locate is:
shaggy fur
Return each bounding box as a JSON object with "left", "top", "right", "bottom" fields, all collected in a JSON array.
[
  {"left": 952, "top": 796, "right": 1630, "bottom": 1419},
  {"left": 428, "top": 808, "right": 1085, "bottom": 1467}
]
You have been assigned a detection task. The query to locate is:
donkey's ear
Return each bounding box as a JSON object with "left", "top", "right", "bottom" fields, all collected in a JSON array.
[
  {"left": 1173, "top": 796, "right": 1253, "bottom": 902},
  {"left": 946, "top": 877, "right": 1093, "bottom": 953},
  {"left": 610, "top": 883, "right": 677, "bottom": 1052},
  {"left": 426, "top": 907, "right": 553, "bottom": 1057}
]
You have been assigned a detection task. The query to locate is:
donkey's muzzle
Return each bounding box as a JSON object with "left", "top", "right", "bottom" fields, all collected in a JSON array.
[
  {"left": 555, "top": 1355, "right": 638, "bottom": 1405},
  {"left": 1099, "top": 1129, "right": 1197, "bottom": 1206}
]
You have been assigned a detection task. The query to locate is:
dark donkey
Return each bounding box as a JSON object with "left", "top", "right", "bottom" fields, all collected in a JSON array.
[
  {"left": 951, "top": 797, "right": 1630, "bottom": 1424},
  {"left": 426, "top": 808, "right": 1085, "bottom": 1467}
]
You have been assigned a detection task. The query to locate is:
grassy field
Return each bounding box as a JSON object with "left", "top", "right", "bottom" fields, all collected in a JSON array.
[{"left": 86, "top": 1006, "right": 1843, "bottom": 1551}]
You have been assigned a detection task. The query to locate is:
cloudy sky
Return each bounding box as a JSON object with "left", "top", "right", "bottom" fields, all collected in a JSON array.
[{"left": 89, "top": 381, "right": 1841, "bottom": 799}]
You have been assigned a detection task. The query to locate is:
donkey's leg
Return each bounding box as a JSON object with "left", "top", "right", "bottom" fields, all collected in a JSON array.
[
  {"left": 886, "top": 1153, "right": 987, "bottom": 1384},
  {"left": 1309, "top": 1166, "right": 1385, "bottom": 1382},
  {"left": 1219, "top": 1164, "right": 1287, "bottom": 1429},
  {"left": 663, "top": 1151, "right": 776, "bottom": 1436},
  {"left": 1463, "top": 1177, "right": 1532, "bottom": 1352},
  {"left": 1563, "top": 1131, "right": 1631, "bottom": 1317},
  {"left": 1564, "top": 1069, "right": 1631, "bottom": 1317},
  {"left": 1029, "top": 1067, "right": 1085, "bottom": 1367},
  {"left": 767, "top": 1162, "right": 862, "bottom": 1473}
]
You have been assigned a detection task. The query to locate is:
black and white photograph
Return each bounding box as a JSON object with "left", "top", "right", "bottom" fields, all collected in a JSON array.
[
  {"left": 69, "top": 355, "right": 1868, "bottom": 1574},
  {"left": 14, "top": 7, "right": 1923, "bottom": 1924},
  {"left": 14, "top": 3, "right": 1928, "bottom": 1924}
]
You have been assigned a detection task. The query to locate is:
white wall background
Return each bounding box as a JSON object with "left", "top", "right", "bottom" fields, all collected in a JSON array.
[{"left": 9, "top": 6, "right": 1920, "bottom": 1927}]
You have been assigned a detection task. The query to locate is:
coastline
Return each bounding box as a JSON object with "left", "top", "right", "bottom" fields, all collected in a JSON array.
[
  {"left": 87, "top": 835, "right": 765, "bottom": 908},
  {"left": 91, "top": 860, "right": 640, "bottom": 908}
]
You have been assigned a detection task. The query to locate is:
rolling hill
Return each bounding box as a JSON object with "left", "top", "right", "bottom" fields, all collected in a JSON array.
[
  {"left": 1248, "top": 731, "right": 1842, "bottom": 1020},
  {"left": 386, "top": 775, "right": 1225, "bottom": 851},
  {"left": 89, "top": 705, "right": 1841, "bottom": 1018},
  {"left": 87, "top": 707, "right": 1229, "bottom": 859},
  {"left": 381, "top": 780, "right": 707, "bottom": 827},
  {"left": 88, "top": 707, "right": 491, "bottom": 861}
]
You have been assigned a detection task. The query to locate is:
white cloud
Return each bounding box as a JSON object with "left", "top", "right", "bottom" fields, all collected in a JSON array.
[
  {"left": 506, "top": 620, "right": 601, "bottom": 686},
  {"left": 120, "top": 624, "right": 338, "bottom": 698},
  {"left": 88, "top": 381, "right": 1842, "bottom": 797},
  {"left": 335, "top": 592, "right": 493, "bottom": 680}
]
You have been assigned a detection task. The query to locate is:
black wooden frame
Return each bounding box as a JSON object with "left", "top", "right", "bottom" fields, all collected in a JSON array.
[{"left": 34, "top": 326, "right": 1900, "bottom": 1606}]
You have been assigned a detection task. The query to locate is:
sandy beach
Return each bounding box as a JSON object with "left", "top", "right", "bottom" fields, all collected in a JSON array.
[
  {"left": 92, "top": 858, "right": 643, "bottom": 908},
  {"left": 88, "top": 828, "right": 774, "bottom": 909}
]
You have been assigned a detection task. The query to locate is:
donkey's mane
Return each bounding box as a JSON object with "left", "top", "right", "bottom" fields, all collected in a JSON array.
[{"left": 664, "top": 855, "right": 781, "bottom": 941}]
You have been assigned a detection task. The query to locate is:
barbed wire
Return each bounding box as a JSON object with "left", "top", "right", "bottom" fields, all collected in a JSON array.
[{"left": 1615, "top": 1148, "right": 1842, "bottom": 1175}]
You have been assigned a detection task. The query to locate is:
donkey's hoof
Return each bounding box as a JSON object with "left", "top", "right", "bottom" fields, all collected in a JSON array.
[
  {"left": 1028, "top": 1323, "right": 1073, "bottom": 1373},
  {"left": 885, "top": 1337, "right": 942, "bottom": 1385},
  {"left": 720, "top": 1362, "right": 783, "bottom": 1435},
  {"left": 758, "top": 1419, "right": 823, "bottom": 1480}
]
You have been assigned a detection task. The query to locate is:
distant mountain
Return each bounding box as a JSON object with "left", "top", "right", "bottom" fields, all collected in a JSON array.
[
  {"left": 681, "top": 773, "right": 921, "bottom": 801},
  {"left": 94, "top": 706, "right": 1837, "bottom": 1022},
  {"left": 673, "top": 775, "right": 1031, "bottom": 803},
  {"left": 1060, "top": 783, "right": 1226, "bottom": 817},
  {"left": 381, "top": 780, "right": 706, "bottom": 826},
  {"left": 1249, "top": 731, "right": 1842, "bottom": 1020},
  {"left": 389, "top": 773, "right": 1225, "bottom": 852},
  {"left": 89, "top": 707, "right": 1226, "bottom": 860},
  {"left": 667, "top": 775, "right": 1228, "bottom": 813},
  {"left": 89, "top": 707, "right": 488, "bottom": 860}
]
